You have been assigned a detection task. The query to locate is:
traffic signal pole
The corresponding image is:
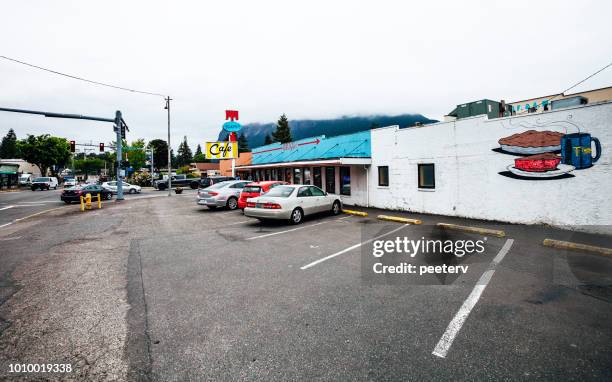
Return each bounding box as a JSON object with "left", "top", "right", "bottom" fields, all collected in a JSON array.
[
  {"left": 114, "top": 110, "right": 124, "bottom": 200},
  {"left": 165, "top": 96, "right": 172, "bottom": 197}
]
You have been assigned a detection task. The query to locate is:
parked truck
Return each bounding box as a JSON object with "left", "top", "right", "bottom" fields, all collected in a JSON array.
[{"left": 153, "top": 174, "right": 201, "bottom": 190}]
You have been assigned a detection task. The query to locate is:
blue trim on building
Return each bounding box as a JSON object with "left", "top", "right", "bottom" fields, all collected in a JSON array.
[{"left": 251, "top": 131, "right": 371, "bottom": 165}]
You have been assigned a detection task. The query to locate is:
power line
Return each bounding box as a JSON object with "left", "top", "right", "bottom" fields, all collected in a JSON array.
[
  {"left": 512, "top": 59, "right": 612, "bottom": 112},
  {"left": 557, "top": 60, "right": 612, "bottom": 97},
  {"left": 0, "top": 55, "right": 167, "bottom": 98}
]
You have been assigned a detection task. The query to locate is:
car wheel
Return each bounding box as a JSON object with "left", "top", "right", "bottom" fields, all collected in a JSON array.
[
  {"left": 47, "top": 186, "right": 50, "bottom": 191},
  {"left": 31, "top": 187, "right": 36, "bottom": 191},
  {"left": 332, "top": 200, "right": 341, "bottom": 215},
  {"left": 64, "top": 200, "right": 71, "bottom": 204},
  {"left": 190, "top": 181, "right": 199, "bottom": 189},
  {"left": 129, "top": 189, "right": 136, "bottom": 194},
  {"left": 290, "top": 208, "right": 303, "bottom": 225},
  {"left": 227, "top": 197, "right": 238, "bottom": 210}
]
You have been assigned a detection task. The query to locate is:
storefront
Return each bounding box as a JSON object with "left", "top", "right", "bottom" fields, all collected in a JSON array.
[
  {"left": 235, "top": 131, "right": 371, "bottom": 206},
  {"left": 0, "top": 163, "right": 20, "bottom": 190}
]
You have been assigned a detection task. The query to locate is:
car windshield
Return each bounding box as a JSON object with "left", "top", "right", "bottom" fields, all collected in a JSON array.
[
  {"left": 32, "top": 178, "right": 48, "bottom": 182},
  {"left": 263, "top": 186, "right": 295, "bottom": 198},
  {"left": 206, "top": 181, "right": 231, "bottom": 190}
]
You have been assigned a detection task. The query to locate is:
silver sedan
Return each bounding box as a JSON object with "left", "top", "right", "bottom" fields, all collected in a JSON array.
[
  {"left": 244, "top": 184, "right": 342, "bottom": 224},
  {"left": 197, "top": 180, "right": 251, "bottom": 210}
]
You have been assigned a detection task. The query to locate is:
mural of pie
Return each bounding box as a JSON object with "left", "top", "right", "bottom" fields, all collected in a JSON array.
[
  {"left": 514, "top": 153, "right": 561, "bottom": 172},
  {"left": 498, "top": 130, "right": 564, "bottom": 154}
]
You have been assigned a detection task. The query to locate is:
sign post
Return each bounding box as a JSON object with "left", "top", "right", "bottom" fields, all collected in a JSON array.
[{"left": 221, "top": 110, "right": 242, "bottom": 178}]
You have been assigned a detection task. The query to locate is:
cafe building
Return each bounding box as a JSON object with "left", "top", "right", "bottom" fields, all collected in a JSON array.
[
  {"left": 234, "top": 131, "right": 371, "bottom": 206},
  {"left": 368, "top": 99, "right": 612, "bottom": 229}
]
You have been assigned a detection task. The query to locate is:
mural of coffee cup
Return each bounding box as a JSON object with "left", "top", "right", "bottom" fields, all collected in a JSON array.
[{"left": 561, "top": 133, "right": 601, "bottom": 169}]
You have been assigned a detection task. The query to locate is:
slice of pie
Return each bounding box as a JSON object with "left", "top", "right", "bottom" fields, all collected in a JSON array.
[
  {"left": 514, "top": 153, "right": 561, "bottom": 172},
  {"left": 498, "top": 130, "right": 563, "bottom": 154}
]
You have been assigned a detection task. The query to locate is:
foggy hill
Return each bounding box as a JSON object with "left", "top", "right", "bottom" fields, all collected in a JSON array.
[{"left": 216, "top": 114, "right": 437, "bottom": 149}]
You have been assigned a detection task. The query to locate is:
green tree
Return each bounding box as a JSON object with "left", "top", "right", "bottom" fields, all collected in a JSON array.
[
  {"left": 264, "top": 134, "right": 273, "bottom": 145},
  {"left": 17, "top": 134, "right": 71, "bottom": 176},
  {"left": 148, "top": 139, "right": 169, "bottom": 169},
  {"left": 272, "top": 114, "right": 292, "bottom": 143},
  {"left": 0, "top": 128, "right": 19, "bottom": 158},
  {"left": 126, "top": 139, "right": 146, "bottom": 170},
  {"left": 195, "top": 144, "right": 202, "bottom": 156},
  {"left": 74, "top": 157, "right": 105, "bottom": 179},
  {"left": 176, "top": 136, "right": 193, "bottom": 167},
  {"left": 237, "top": 133, "right": 250, "bottom": 153}
]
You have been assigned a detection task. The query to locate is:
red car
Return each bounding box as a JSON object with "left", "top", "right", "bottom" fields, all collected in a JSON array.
[{"left": 238, "top": 181, "right": 287, "bottom": 209}]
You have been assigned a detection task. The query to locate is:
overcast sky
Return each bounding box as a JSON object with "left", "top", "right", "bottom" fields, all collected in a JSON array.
[{"left": 1, "top": 0, "right": 611, "bottom": 150}]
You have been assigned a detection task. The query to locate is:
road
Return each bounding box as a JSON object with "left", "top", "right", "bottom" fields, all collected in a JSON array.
[
  {"left": 0, "top": 195, "right": 610, "bottom": 380},
  {"left": 0, "top": 187, "right": 183, "bottom": 228}
]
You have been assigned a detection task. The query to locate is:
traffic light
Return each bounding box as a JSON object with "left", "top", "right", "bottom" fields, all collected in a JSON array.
[
  {"left": 99, "top": 142, "right": 104, "bottom": 152},
  {"left": 70, "top": 140, "right": 76, "bottom": 152},
  {"left": 120, "top": 124, "right": 126, "bottom": 140}
]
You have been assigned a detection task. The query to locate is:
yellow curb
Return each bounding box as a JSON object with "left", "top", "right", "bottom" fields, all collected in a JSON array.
[
  {"left": 377, "top": 215, "right": 421, "bottom": 225},
  {"left": 342, "top": 209, "right": 368, "bottom": 217},
  {"left": 437, "top": 223, "right": 505, "bottom": 238},
  {"left": 542, "top": 238, "right": 612, "bottom": 257}
]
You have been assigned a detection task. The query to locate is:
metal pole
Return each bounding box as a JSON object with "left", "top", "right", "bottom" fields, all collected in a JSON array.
[
  {"left": 150, "top": 148, "right": 154, "bottom": 183},
  {"left": 166, "top": 96, "right": 172, "bottom": 196},
  {"left": 115, "top": 110, "right": 124, "bottom": 200}
]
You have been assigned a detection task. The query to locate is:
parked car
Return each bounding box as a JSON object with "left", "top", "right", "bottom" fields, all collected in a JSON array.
[
  {"left": 101, "top": 181, "right": 142, "bottom": 194},
  {"left": 31, "top": 177, "right": 59, "bottom": 191},
  {"left": 244, "top": 184, "right": 342, "bottom": 224},
  {"left": 63, "top": 177, "right": 77, "bottom": 187},
  {"left": 61, "top": 184, "right": 113, "bottom": 203},
  {"left": 196, "top": 180, "right": 251, "bottom": 210},
  {"left": 19, "top": 173, "right": 33, "bottom": 186},
  {"left": 199, "top": 176, "right": 236, "bottom": 189},
  {"left": 154, "top": 174, "right": 200, "bottom": 190},
  {"left": 238, "top": 181, "right": 287, "bottom": 209}
]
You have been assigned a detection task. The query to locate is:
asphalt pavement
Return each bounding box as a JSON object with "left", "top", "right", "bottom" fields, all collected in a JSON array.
[{"left": 0, "top": 194, "right": 610, "bottom": 381}]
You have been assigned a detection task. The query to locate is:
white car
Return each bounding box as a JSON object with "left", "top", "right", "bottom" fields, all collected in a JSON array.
[
  {"left": 244, "top": 184, "right": 342, "bottom": 224},
  {"left": 30, "top": 177, "right": 59, "bottom": 191},
  {"left": 101, "top": 181, "right": 142, "bottom": 194},
  {"left": 63, "top": 178, "right": 77, "bottom": 187}
]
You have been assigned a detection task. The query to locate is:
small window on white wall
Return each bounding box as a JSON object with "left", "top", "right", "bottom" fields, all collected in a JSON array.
[
  {"left": 418, "top": 164, "right": 435, "bottom": 189},
  {"left": 378, "top": 166, "right": 389, "bottom": 187}
]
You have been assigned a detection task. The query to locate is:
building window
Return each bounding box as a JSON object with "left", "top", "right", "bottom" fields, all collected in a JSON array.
[
  {"left": 285, "top": 168, "right": 292, "bottom": 183},
  {"left": 303, "top": 167, "right": 312, "bottom": 184},
  {"left": 278, "top": 169, "right": 285, "bottom": 181},
  {"left": 313, "top": 167, "right": 322, "bottom": 188},
  {"left": 378, "top": 166, "right": 389, "bottom": 187},
  {"left": 418, "top": 163, "right": 435, "bottom": 189},
  {"left": 340, "top": 167, "right": 351, "bottom": 196},
  {"left": 325, "top": 167, "right": 335, "bottom": 193},
  {"left": 293, "top": 168, "right": 302, "bottom": 184}
]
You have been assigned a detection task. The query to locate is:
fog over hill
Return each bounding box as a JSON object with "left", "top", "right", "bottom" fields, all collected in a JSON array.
[{"left": 217, "top": 114, "right": 437, "bottom": 149}]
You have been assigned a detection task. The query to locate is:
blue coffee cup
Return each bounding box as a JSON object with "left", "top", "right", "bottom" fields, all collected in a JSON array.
[{"left": 561, "top": 133, "right": 601, "bottom": 169}]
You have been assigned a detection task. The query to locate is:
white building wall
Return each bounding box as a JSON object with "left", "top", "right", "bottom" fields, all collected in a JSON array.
[{"left": 369, "top": 102, "right": 612, "bottom": 229}]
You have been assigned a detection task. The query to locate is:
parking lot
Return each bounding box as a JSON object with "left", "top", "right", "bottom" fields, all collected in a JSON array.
[{"left": 1, "top": 194, "right": 611, "bottom": 380}]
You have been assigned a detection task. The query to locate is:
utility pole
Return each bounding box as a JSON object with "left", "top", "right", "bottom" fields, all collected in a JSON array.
[
  {"left": 165, "top": 96, "right": 172, "bottom": 196},
  {"left": 114, "top": 110, "right": 124, "bottom": 200}
]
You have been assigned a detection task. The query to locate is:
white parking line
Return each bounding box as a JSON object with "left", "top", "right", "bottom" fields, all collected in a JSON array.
[
  {"left": 432, "top": 239, "right": 514, "bottom": 358},
  {"left": 300, "top": 223, "right": 409, "bottom": 270},
  {"left": 0, "top": 205, "right": 15, "bottom": 211},
  {"left": 246, "top": 216, "right": 350, "bottom": 241}
]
